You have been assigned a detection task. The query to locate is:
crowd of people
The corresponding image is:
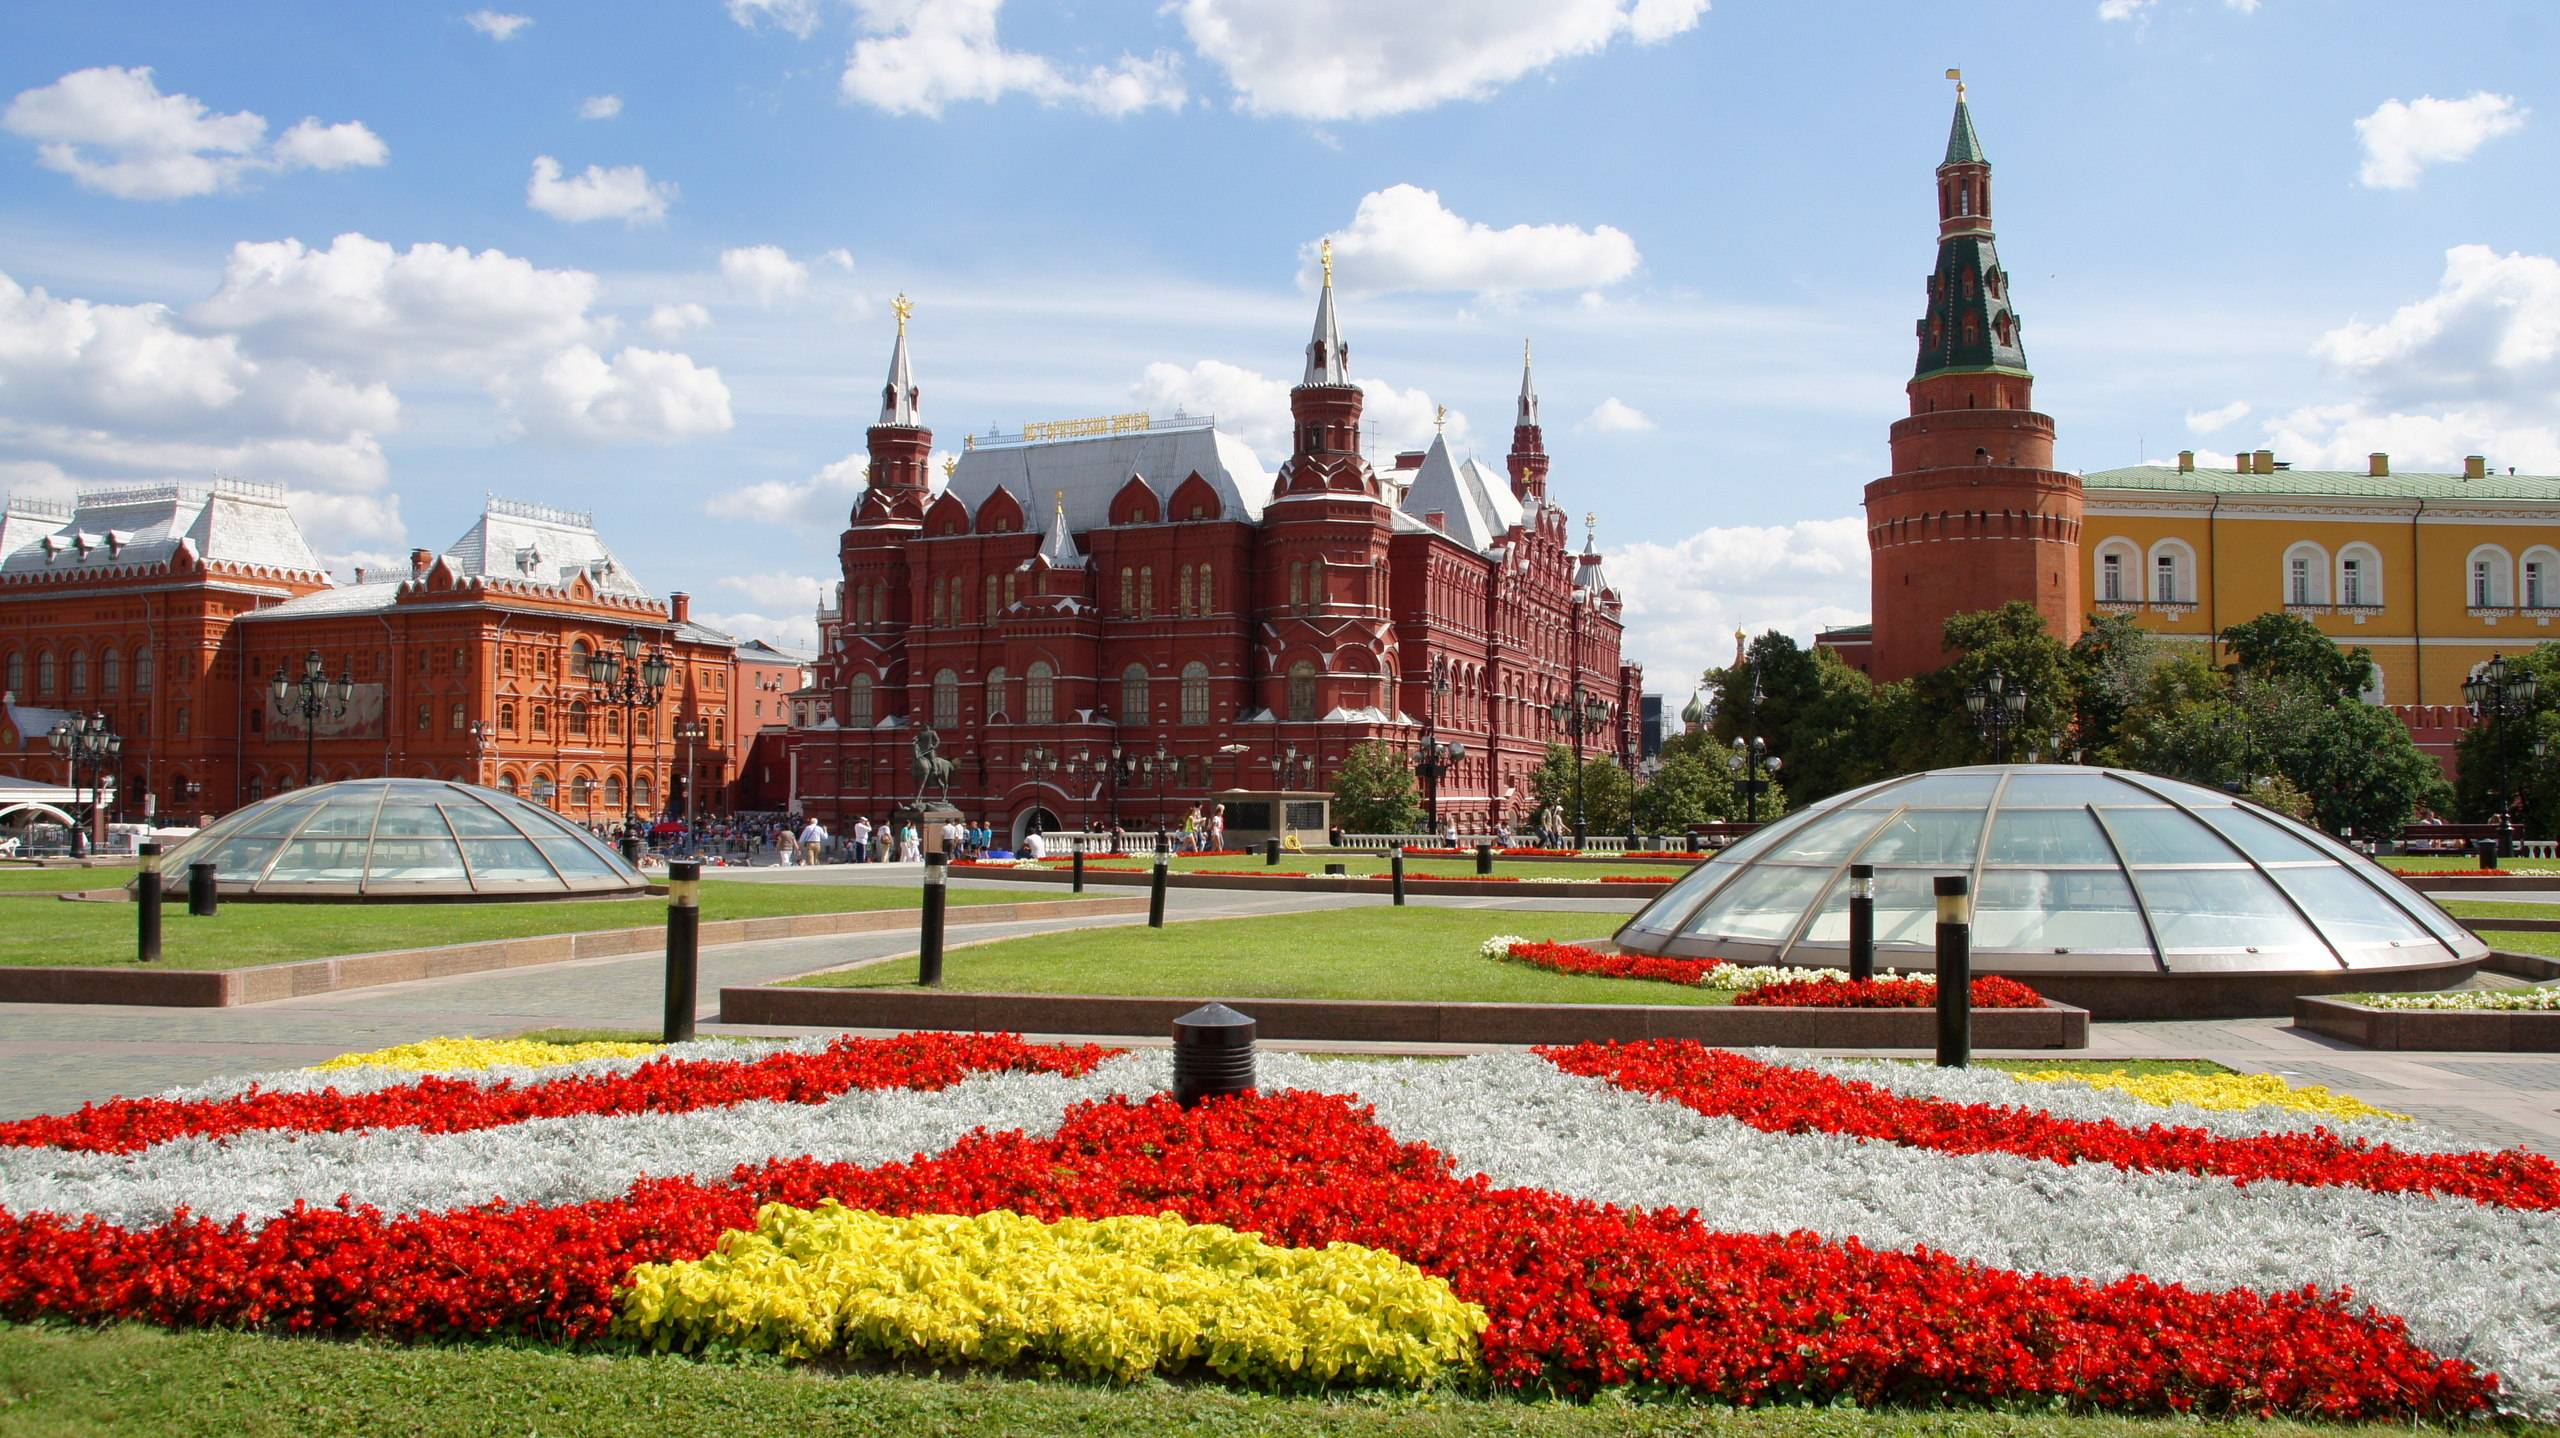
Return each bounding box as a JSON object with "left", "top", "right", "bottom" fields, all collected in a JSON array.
[{"left": 619, "top": 801, "right": 1238, "bottom": 866}]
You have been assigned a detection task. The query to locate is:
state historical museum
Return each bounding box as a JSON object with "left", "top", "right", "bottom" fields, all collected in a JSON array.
[{"left": 790, "top": 260, "right": 1641, "bottom": 842}]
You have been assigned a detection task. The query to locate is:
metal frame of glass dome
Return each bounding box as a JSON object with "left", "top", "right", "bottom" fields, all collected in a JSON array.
[
  {"left": 157, "top": 779, "right": 648, "bottom": 901},
  {"left": 1616, "top": 766, "right": 2485, "bottom": 980}
]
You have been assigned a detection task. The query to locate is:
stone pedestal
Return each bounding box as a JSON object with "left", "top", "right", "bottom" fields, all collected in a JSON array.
[{"left": 895, "top": 803, "right": 965, "bottom": 856}]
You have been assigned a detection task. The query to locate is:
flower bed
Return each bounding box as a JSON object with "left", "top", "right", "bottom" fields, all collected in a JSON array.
[
  {"left": 1734, "top": 975, "right": 2047, "bottom": 1009},
  {"left": 2010, "top": 1069, "right": 2410, "bottom": 1121},
  {"left": 1480, "top": 940, "right": 2043, "bottom": 1006},
  {"left": 2361, "top": 987, "right": 2560, "bottom": 1011},
  {"left": 3, "top": 1035, "right": 2556, "bottom": 1417},
  {"left": 1493, "top": 938, "right": 1725, "bottom": 987},
  {"left": 1596, "top": 874, "right": 1674, "bottom": 884}
]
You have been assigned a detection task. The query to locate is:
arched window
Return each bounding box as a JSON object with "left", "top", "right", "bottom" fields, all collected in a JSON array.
[
  {"left": 1197, "top": 561, "right": 1214, "bottom": 613},
  {"left": 2282, "top": 542, "right": 2330, "bottom": 606},
  {"left": 1181, "top": 661, "right": 1211, "bottom": 725},
  {"left": 3, "top": 653, "right": 19, "bottom": 693},
  {"left": 985, "top": 667, "right": 1009, "bottom": 722},
  {"left": 1289, "top": 562, "right": 1305, "bottom": 610},
  {"left": 451, "top": 703, "right": 467, "bottom": 731},
  {"left": 1287, "top": 661, "right": 1318, "bottom": 722},
  {"left": 951, "top": 575, "right": 968, "bottom": 622},
  {"left": 36, "top": 651, "right": 55, "bottom": 694},
  {"left": 134, "top": 647, "right": 150, "bottom": 692},
  {"left": 1122, "top": 663, "right": 1149, "bottom": 722},
  {"left": 2468, "top": 545, "right": 2515, "bottom": 608},
  {"left": 569, "top": 700, "right": 590, "bottom": 737},
  {"left": 930, "top": 579, "right": 946, "bottom": 624},
  {"left": 634, "top": 774, "right": 652, "bottom": 811},
  {"left": 2337, "top": 544, "right": 2383, "bottom": 608},
  {"left": 985, "top": 574, "right": 1000, "bottom": 618},
  {"left": 1137, "top": 566, "right": 1153, "bottom": 618},
  {"left": 848, "top": 673, "right": 874, "bottom": 727},
  {"left": 1026, "top": 661, "right": 1056, "bottom": 724},
  {"left": 572, "top": 773, "right": 595, "bottom": 807},
  {"left": 1004, "top": 572, "right": 1017, "bottom": 609},
  {"left": 1178, "top": 564, "right": 1194, "bottom": 616},
  {"left": 2525, "top": 548, "right": 2560, "bottom": 610},
  {"left": 570, "top": 639, "right": 593, "bottom": 677},
  {"left": 603, "top": 775, "right": 624, "bottom": 809},
  {"left": 2146, "top": 541, "right": 2194, "bottom": 604},
  {"left": 498, "top": 772, "right": 520, "bottom": 796},
  {"left": 1119, "top": 567, "right": 1135, "bottom": 614},
  {"left": 499, "top": 701, "right": 517, "bottom": 732},
  {"left": 100, "top": 648, "right": 120, "bottom": 694},
  {"left": 932, "top": 669, "right": 960, "bottom": 729},
  {"left": 67, "top": 650, "right": 87, "bottom": 694}
]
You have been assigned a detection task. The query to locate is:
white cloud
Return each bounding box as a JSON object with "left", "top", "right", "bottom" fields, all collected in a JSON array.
[
  {"left": 717, "top": 573, "right": 830, "bottom": 610},
  {"left": 822, "top": 247, "right": 855, "bottom": 271},
  {"left": 515, "top": 345, "right": 734, "bottom": 443},
  {"left": 706, "top": 452, "right": 868, "bottom": 526},
  {"left": 526, "top": 154, "right": 675, "bottom": 225},
  {"left": 726, "top": 0, "right": 822, "bottom": 38},
  {"left": 720, "top": 244, "right": 810, "bottom": 307},
  {"left": 646, "top": 302, "right": 712, "bottom": 339},
  {"left": 841, "top": 0, "right": 1185, "bottom": 118},
  {"left": 1125, "top": 357, "right": 1460, "bottom": 461},
  {"left": 2, "top": 66, "right": 385, "bottom": 200},
  {"left": 578, "top": 94, "right": 624, "bottom": 120},
  {"left": 1357, "top": 377, "right": 1466, "bottom": 457},
  {"left": 1604, "top": 516, "right": 1872, "bottom": 689},
  {"left": 2354, "top": 92, "right": 2526, "bottom": 189},
  {"left": 1315, "top": 184, "right": 1639, "bottom": 296},
  {"left": 692, "top": 605, "right": 821, "bottom": 653},
  {"left": 1174, "top": 0, "right": 1701, "bottom": 120},
  {"left": 2095, "top": 0, "right": 2154, "bottom": 20},
  {"left": 1585, "top": 397, "right": 1655, "bottom": 432},
  {"left": 2183, "top": 399, "right": 2250, "bottom": 433},
  {"left": 196, "top": 233, "right": 603, "bottom": 376},
  {"left": 464, "top": 10, "right": 533, "bottom": 41}
]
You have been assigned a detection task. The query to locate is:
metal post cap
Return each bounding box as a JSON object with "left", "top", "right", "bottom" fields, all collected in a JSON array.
[{"left": 1172, "top": 1002, "right": 1257, "bottom": 1045}]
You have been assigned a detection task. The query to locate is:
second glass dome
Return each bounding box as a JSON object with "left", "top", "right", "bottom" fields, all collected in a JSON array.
[{"left": 160, "top": 778, "right": 648, "bottom": 899}]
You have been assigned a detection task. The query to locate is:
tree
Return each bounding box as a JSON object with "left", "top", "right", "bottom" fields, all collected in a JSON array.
[
  {"left": 1881, "top": 602, "right": 2077, "bottom": 771},
  {"left": 2453, "top": 643, "right": 2560, "bottom": 826},
  {"left": 1702, "top": 632, "right": 1888, "bottom": 806},
  {"left": 2069, "top": 611, "right": 2160, "bottom": 758},
  {"left": 2221, "top": 612, "right": 2374, "bottom": 700},
  {"left": 1330, "top": 740, "right": 1420, "bottom": 834},
  {"left": 1528, "top": 743, "right": 1635, "bottom": 840},
  {"left": 1632, "top": 744, "right": 1733, "bottom": 833}
]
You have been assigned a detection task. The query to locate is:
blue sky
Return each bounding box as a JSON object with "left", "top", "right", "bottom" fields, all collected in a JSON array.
[{"left": 4, "top": 1, "right": 2555, "bottom": 697}]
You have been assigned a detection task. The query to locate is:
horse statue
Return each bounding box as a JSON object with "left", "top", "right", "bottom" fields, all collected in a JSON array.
[{"left": 910, "top": 726, "right": 956, "bottom": 803}]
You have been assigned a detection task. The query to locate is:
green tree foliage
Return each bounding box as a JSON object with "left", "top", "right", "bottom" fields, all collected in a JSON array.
[
  {"left": 1894, "top": 602, "right": 2076, "bottom": 768},
  {"left": 2221, "top": 612, "right": 2375, "bottom": 700},
  {"left": 1701, "top": 632, "right": 1889, "bottom": 806},
  {"left": 2068, "top": 612, "right": 2159, "bottom": 758},
  {"left": 1330, "top": 740, "right": 1420, "bottom": 834},
  {"left": 1528, "top": 743, "right": 1634, "bottom": 838},
  {"left": 1631, "top": 742, "right": 1734, "bottom": 834},
  {"left": 2452, "top": 644, "right": 2560, "bottom": 827}
]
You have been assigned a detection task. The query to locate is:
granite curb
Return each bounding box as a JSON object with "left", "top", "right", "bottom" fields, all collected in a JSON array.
[
  {"left": 947, "top": 865, "right": 1666, "bottom": 901},
  {"left": 2295, "top": 993, "right": 2560, "bottom": 1052}
]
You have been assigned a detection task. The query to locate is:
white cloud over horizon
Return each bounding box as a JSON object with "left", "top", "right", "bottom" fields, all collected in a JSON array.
[
  {"left": 463, "top": 11, "right": 532, "bottom": 41},
  {"left": 526, "top": 155, "right": 675, "bottom": 225},
  {"left": 2183, "top": 399, "right": 2250, "bottom": 433},
  {"left": 578, "top": 95, "right": 624, "bottom": 121},
  {"left": 1127, "top": 357, "right": 1466, "bottom": 461},
  {"left": 840, "top": 0, "right": 1186, "bottom": 119},
  {"left": 1585, "top": 397, "right": 1655, "bottom": 431},
  {"left": 3, "top": 66, "right": 385, "bottom": 200},
  {"left": 2354, "top": 91, "right": 2525, "bottom": 190},
  {"left": 721, "top": 244, "right": 811, "bottom": 307},
  {"left": 1313, "top": 185, "right": 1640, "bottom": 297},
  {"left": 1605, "top": 515, "right": 1872, "bottom": 692}
]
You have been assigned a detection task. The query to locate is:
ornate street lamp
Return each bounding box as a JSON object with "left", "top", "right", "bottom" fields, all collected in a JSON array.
[
  {"left": 46, "top": 711, "right": 120, "bottom": 856},
  {"left": 270, "top": 648, "right": 353, "bottom": 791},
  {"left": 673, "top": 716, "right": 710, "bottom": 849},
  {"left": 1964, "top": 668, "right": 2029, "bottom": 763},
  {"left": 1268, "top": 743, "right": 1311, "bottom": 791},
  {"left": 2466, "top": 654, "right": 2540, "bottom": 819},
  {"left": 1413, "top": 655, "right": 1469, "bottom": 833},
  {"left": 1725, "top": 736, "right": 1783, "bottom": 826},
  {"left": 1546, "top": 686, "right": 1612, "bottom": 848},
  {"left": 587, "top": 626, "right": 672, "bottom": 848}
]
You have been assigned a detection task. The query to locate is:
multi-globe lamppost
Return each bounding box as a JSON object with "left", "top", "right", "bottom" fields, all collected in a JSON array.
[
  {"left": 270, "top": 648, "right": 353, "bottom": 791},
  {"left": 1413, "top": 655, "right": 1468, "bottom": 833},
  {"left": 672, "top": 716, "right": 709, "bottom": 850},
  {"left": 1965, "top": 668, "right": 2029, "bottom": 763},
  {"left": 1726, "top": 735, "right": 1782, "bottom": 826},
  {"left": 45, "top": 712, "right": 120, "bottom": 856},
  {"left": 586, "top": 626, "right": 672, "bottom": 856},
  {"left": 1547, "top": 687, "right": 1611, "bottom": 849},
  {"left": 2465, "top": 654, "right": 2540, "bottom": 820}
]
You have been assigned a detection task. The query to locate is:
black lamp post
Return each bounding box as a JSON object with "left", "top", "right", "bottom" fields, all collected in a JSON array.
[
  {"left": 1964, "top": 668, "right": 2029, "bottom": 763},
  {"left": 1725, "top": 735, "right": 1782, "bottom": 825},
  {"left": 586, "top": 626, "right": 672, "bottom": 845},
  {"left": 1546, "top": 687, "right": 1612, "bottom": 849},
  {"left": 270, "top": 648, "right": 353, "bottom": 791},
  {"left": 1413, "top": 655, "right": 1468, "bottom": 833},
  {"left": 673, "top": 716, "right": 709, "bottom": 847},
  {"left": 1269, "top": 743, "right": 1311, "bottom": 790},
  {"left": 2466, "top": 654, "right": 2540, "bottom": 819},
  {"left": 46, "top": 712, "right": 121, "bottom": 856}
]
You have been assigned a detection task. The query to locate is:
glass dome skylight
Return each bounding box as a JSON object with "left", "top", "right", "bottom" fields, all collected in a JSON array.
[
  {"left": 161, "top": 779, "right": 647, "bottom": 899},
  {"left": 1617, "top": 766, "right": 2484, "bottom": 978}
]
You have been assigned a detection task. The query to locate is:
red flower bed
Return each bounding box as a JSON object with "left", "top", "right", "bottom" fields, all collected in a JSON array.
[
  {"left": 1408, "top": 873, "right": 1521, "bottom": 883},
  {"left": 0, "top": 1089, "right": 2491, "bottom": 1418},
  {"left": 1621, "top": 850, "right": 1703, "bottom": 859},
  {"left": 1596, "top": 874, "right": 1675, "bottom": 884},
  {"left": 1734, "top": 975, "right": 2046, "bottom": 1009},
  {"left": 1195, "top": 869, "right": 1311, "bottom": 877},
  {"left": 2394, "top": 869, "right": 2533, "bottom": 878},
  {"left": 1500, "top": 940, "right": 1723, "bottom": 988},
  {"left": 1542, "top": 1040, "right": 2560, "bottom": 1212},
  {"left": 0, "top": 1034, "right": 1116, "bottom": 1156}
]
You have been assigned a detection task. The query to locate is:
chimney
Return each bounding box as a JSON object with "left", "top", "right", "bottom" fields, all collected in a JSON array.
[
  {"left": 2369, "top": 452, "right": 2389, "bottom": 477},
  {"left": 2252, "top": 449, "right": 2274, "bottom": 475},
  {"left": 2465, "top": 454, "right": 2488, "bottom": 479},
  {"left": 670, "top": 591, "right": 691, "bottom": 623},
  {"left": 2176, "top": 450, "right": 2194, "bottom": 473},
  {"left": 353, "top": 566, "right": 366, "bottom": 584},
  {"left": 1393, "top": 450, "right": 1426, "bottom": 472},
  {"left": 409, "top": 547, "right": 432, "bottom": 576}
]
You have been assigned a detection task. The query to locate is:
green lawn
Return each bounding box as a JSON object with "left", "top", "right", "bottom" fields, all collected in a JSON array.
[
  {"left": 788, "top": 907, "right": 1731, "bottom": 1006},
  {"left": 1017, "top": 853, "right": 1692, "bottom": 882},
  {"left": 0, "top": 880, "right": 1083, "bottom": 973},
  {"left": 0, "top": 864, "right": 134, "bottom": 893},
  {"left": 8, "top": 1324, "right": 2526, "bottom": 1438},
  {"left": 2466, "top": 929, "right": 2560, "bottom": 960},
  {"left": 2377, "top": 853, "right": 2560, "bottom": 873}
]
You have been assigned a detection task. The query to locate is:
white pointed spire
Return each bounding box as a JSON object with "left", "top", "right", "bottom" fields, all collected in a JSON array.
[
  {"left": 877, "top": 293, "right": 920, "bottom": 427},
  {"left": 1517, "top": 338, "right": 1539, "bottom": 427},
  {"left": 1037, "top": 488, "right": 1084, "bottom": 569},
  {"left": 1302, "top": 239, "right": 1348, "bottom": 386}
]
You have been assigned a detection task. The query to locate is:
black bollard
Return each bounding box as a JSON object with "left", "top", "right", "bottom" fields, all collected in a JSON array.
[
  {"left": 662, "top": 860, "right": 701, "bottom": 1042},
  {"left": 187, "top": 861, "right": 219, "bottom": 918},
  {"left": 1687, "top": 832, "right": 1703, "bottom": 855},
  {"left": 1148, "top": 848, "right": 1168, "bottom": 929},
  {"left": 1264, "top": 836, "right": 1280, "bottom": 867},
  {"left": 1171, "top": 1003, "right": 1256, "bottom": 1108},
  {"left": 1847, "top": 862, "right": 1876, "bottom": 983},
  {"left": 919, "top": 852, "right": 948, "bottom": 987},
  {"left": 1071, "top": 847, "right": 1086, "bottom": 893},
  {"left": 2479, "top": 837, "right": 2499, "bottom": 872},
  {"left": 1934, "top": 874, "right": 1971, "bottom": 1068},
  {"left": 1475, "top": 841, "right": 1493, "bottom": 876},
  {"left": 1391, "top": 846, "right": 1407, "bottom": 905},
  {"left": 1155, "top": 827, "right": 1169, "bottom": 855},
  {"left": 135, "top": 842, "right": 162, "bottom": 963},
  {"left": 1323, "top": 862, "right": 1348, "bottom": 876}
]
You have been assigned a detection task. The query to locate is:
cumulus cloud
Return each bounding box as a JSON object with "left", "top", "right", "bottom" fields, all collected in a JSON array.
[
  {"left": 1603, "top": 516, "right": 1873, "bottom": 690},
  {"left": 1174, "top": 0, "right": 1701, "bottom": 120},
  {"left": 1315, "top": 185, "right": 1639, "bottom": 296},
  {"left": 842, "top": 0, "right": 1185, "bottom": 118},
  {"left": 196, "top": 233, "right": 603, "bottom": 375},
  {"left": 692, "top": 605, "right": 822, "bottom": 653},
  {"left": 646, "top": 302, "right": 712, "bottom": 339},
  {"left": 1585, "top": 397, "right": 1655, "bottom": 431},
  {"left": 726, "top": 0, "right": 822, "bottom": 38},
  {"left": 720, "top": 244, "right": 810, "bottom": 306},
  {"left": 578, "top": 94, "right": 623, "bottom": 120},
  {"left": 2095, "top": 0, "right": 2154, "bottom": 19},
  {"left": 464, "top": 10, "right": 533, "bottom": 40},
  {"left": 526, "top": 154, "right": 675, "bottom": 224},
  {"left": 1127, "top": 357, "right": 1460, "bottom": 462},
  {"left": 2, "top": 66, "right": 386, "bottom": 199},
  {"left": 514, "top": 345, "right": 733, "bottom": 444},
  {"left": 717, "top": 573, "right": 830, "bottom": 610},
  {"left": 2183, "top": 399, "right": 2250, "bottom": 433},
  {"left": 822, "top": 247, "right": 855, "bottom": 271},
  {"left": 703, "top": 447, "right": 959, "bottom": 529},
  {"left": 2355, "top": 92, "right": 2525, "bottom": 189}
]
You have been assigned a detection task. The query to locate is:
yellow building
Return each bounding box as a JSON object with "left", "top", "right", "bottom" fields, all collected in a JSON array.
[{"left": 2082, "top": 449, "right": 2560, "bottom": 707}]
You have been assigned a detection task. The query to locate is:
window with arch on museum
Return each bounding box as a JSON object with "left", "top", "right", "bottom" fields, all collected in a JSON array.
[
  {"left": 3, "top": 654, "right": 18, "bottom": 693},
  {"left": 2340, "top": 553, "right": 2371, "bottom": 607},
  {"left": 568, "top": 701, "right": 589, "bottom": 737},
  {"left": 452, "top": 704, "right": 467, "bottom": 730},
  {"left": 1197, "top": 561, "right": 1214, "bottom": 613},
  {"left": 634, "top": 775, "right": 652, "bottom": 811},
  {"left": 985, "top": 668, "right": 1008, "bottom": 722},
  {"left": 1121, "top": 664, "right": 1149, "bottom": 722},
  {"left": 1137, "top": 567, "right": 1153, "bottom": 618},
  {"left": 606, "top": 711, "right": 622, "bottom": 740},
  {"left": 2098, "top": 552, "right": 2125, "bottom": 602},
  {"left": 2471, "top": 550, "right": 2513, "bottom": 608},
  {"left": 533, "top": 706, "right": 549, "bottom": 735},
  {"left": 415, "top": 703, "right": 431, "bottom": 732},
  {"left": 932, "top": 670, "right": 959, "bottom": 729},
  {"left": 1178, "top": 565, "right": 1193, "bottom": 616},
  {"left": 1181, "top": 661, "right": 1210, "bottom": 725},
  {"left": 2152, "top": 553, "right": 2181, "bottom": 604},
  {"left": 930, "top": 581, "right": 946, "bottom": 624},
  {"left": 501, "top": 650, "right": 515, "bottom": 675},
  {"left": 68, "top": 650, "right": 87, "bottom": 694},
  {"left": 135, "top": 648, "right": 150, "bottom": 692},
  {"left": 1027, "top": 661, "right": 1056, "bottom": 724},
  {"left": 1287, "top": 661, "right": 1318, "bottom": 722},
  {"left": 499, "top": 774, "right": 519, "bottom": 796},
  {"left": 1004, "top": 572, "right": 1018, "bottom": 608},
  {"left": 36, "top": 651, "right": 55, "bottom": 694},
  {"left": 848, "top": 674, "right": 874, "bottom": 727},
  {"left": 1118, "top": 567, "right": 1134, "bottom": 614},
  {"left": 572, "top": 774, "right": 594, "bottom": 806},
  {"left": 603, "top": 776, "right": 623, "bottom": 809},
  {"left": 499, "top": 701, "right": 517, "bottom": 731},
  {"left": 986, "top": 574, "right": 1000, "bottom": 618},
  {"left": 571, "top": 639, "right": 592, "bottom": 674},
  {"left": 174, "top": 705, "right": 189, "bottom": 737}
]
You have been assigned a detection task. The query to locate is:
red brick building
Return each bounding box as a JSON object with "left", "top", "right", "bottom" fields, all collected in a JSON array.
[
  {"left": 789, "top": 270, "right": 1641, "bottom": 842},
  {"left": 0, "top": 486, "right": 746, "bottom": 828}
]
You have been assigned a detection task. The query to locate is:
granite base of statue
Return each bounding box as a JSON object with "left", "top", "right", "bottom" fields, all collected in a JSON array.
[{"left": 894, "top": 802, "right": 966, "bottom": 857}]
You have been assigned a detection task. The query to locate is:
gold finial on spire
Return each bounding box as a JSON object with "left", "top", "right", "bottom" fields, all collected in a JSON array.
[
  {"left": 1433, "top": 403, "right": 1447, "bottom": 434},
  {"left": 1523, "top": 337, "right": 1532, "bottom": 366},
  {"left": 1584, "top": 510, "right": 1597, "bottom": 542},
  {"left": 1945, "top": 67, "right": 1964, "bottom": 101},
  {"left": 1319, "top": 238, "right": 1333, "bottom": 289},
  {"left": 941, "top": 454, "right": 957, "bottom": 480},
  {"left": 891, "top": 292, "right": 913, "bottom": 334},
  {"left": 963, "top": 433, "right": 975, "bottom": 450},
  {"left": 1054, "top": 488, "right": 1066, "bottom": 516}
]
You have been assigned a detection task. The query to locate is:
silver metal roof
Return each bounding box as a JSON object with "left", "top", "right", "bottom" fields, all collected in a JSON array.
[
  {"left": 946, "top": 418, "right": 1273, "bottom": 534},
  {"left": 443, "top": 497, "right": 651, "bottom": 599},
  {"left": 234, "top": 580, "right": 406, "bottom": 621},
  {"left": 0, "top": 480, "right": 323, "bottom": 578},
  {"left": 1398, "top": 436, "right": 1524, "bottom": 553}
]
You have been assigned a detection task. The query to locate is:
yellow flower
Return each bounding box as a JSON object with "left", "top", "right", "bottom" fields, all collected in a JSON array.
[
  {"left": 309, "top": 1036, "right": 663, "bottom": 1074},
  {"left": 617, "top": 1204, "right": 1486, "bottom": 1388},
  {"left": 2008, "top": 1068, "right": 2408, "bottom": 1122}
]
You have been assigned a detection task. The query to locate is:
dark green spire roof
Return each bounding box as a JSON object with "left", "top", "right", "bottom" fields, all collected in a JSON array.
[{"left": 1942, "top": 99, "right": 1985, "bottom": 167}]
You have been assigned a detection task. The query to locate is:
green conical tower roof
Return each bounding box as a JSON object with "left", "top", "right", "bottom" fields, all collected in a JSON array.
[{"left": 1942, "top": 98, "right": 1985, "bottom": 167}]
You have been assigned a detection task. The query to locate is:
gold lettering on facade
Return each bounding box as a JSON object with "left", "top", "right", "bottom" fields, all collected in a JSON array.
[{"left": 1019, "top": 412, "right": 1153, "bottom": 443}]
